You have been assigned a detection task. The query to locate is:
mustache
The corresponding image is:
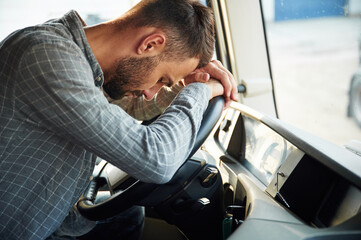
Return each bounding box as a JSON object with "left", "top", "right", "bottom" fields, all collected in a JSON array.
[{"left": 128, "top": 90, "right": 143, "bottom": 98}]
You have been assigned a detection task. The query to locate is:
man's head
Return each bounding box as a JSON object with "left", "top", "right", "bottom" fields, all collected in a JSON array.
[
  {"left": 89, "top": 0, "right": 215, "bottom": 100},
  {"left": 126, "top": 0, "right": 215, "bottom": 68}
]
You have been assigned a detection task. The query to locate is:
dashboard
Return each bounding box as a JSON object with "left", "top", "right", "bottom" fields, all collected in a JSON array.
[{"left": 208, "top": 102, "right": 361, "bottom": 239}]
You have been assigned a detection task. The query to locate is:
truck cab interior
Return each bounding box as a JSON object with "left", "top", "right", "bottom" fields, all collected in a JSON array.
[
  {"left": 76, "top": 1, "right": 361, "bottom": 239},
  {"left": 1, "top": 0, "right": 360, "bottom": 239}
]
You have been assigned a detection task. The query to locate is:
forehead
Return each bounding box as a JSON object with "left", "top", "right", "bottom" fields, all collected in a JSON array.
[{"left": 158, "top": 57, "right": 200, "bottom": 80}]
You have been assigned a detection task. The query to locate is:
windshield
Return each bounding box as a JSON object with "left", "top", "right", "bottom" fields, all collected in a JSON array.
[{"left": 261, "top": 0, "right": 361, "bottom": 146}]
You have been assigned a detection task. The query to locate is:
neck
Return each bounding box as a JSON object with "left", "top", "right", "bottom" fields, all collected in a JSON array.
[{"left": 84, "top": 21, "right": 135, "bottom": 81}]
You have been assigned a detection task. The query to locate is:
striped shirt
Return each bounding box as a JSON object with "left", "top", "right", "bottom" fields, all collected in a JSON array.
[{"left": 0, "top": 10, "right": 209, "bottom": 239}]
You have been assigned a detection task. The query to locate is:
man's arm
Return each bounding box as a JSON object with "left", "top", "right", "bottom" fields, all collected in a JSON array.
[
  {"left": 17, "top": 43, "right": 210, "bottom": 184},
  {"left": 109, "top": 83, "right": 184, "bottom": 121},
  {"left": 109, "top": 59, "right": 238, "bottom": 121}
]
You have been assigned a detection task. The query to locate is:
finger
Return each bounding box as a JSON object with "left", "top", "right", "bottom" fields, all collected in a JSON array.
[
  {"left": 218, "top": 63, "right": 238, "bottom": 101},
  {"left": 201, "top": 61, "right": 232, "bottom": 98},
  {"left": 210, "top": 60, "right": 232, "bottom": 99},
  {"left": 228, "top": 72, "right": 238, "bottom": 101},
  {"left": 199, "top": 72, "right": 210, "bottom": 82},
  {"left": 184, "top": 72, "right": 210, "bottom": 85},
  {"left": 223, "top": 98, "right": 232, "bottom": 110},
  {"left": 211, "top": 60, "right": 238, "bottom": 101}
]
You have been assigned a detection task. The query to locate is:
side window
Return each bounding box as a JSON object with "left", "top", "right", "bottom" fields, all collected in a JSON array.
[{"left": 261, "top": 0, "right": 361, "bottom": 146}]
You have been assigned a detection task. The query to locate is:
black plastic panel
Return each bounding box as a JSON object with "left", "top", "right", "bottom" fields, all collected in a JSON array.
[{"left": 278, "top": 154, "right": 361, "bottom": 227}]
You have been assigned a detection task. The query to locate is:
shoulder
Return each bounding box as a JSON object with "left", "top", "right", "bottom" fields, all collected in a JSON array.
[
  {"left": 11, "top": 26, "right": 93, "bottom": 86},
  {"left": 1, "top": 24, "right": 83, "bottom": 62}
]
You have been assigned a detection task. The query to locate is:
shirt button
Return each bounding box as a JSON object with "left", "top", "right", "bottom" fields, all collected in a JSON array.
[{"left": 96, "top": 77, "right": 101, "bottom": 82}]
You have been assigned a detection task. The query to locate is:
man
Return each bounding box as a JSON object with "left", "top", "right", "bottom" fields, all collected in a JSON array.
[{"left": 0, "top": 0, "right": 237, "bottom": 239}]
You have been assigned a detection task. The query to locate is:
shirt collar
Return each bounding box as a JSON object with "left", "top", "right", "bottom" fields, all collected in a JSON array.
[{"left": 60, "top": 10, "right": 104, "bottom": 88}]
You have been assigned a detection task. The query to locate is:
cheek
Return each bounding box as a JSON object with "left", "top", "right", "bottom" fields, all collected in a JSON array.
[
  {"left": 125, "top": 75, "right": 156, "bottom": 92},
  {"left": 136, "top": 74, "right": 160, "bottom": 91}
]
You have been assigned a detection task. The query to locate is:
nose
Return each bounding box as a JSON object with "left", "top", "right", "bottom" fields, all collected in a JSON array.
[{"left": 142, "top": 84, "right": 163, "bottom": 101}]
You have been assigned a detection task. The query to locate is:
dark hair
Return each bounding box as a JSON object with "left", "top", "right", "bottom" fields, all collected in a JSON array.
[{"left": 127, "top": 0, "right": 215, "bottom": 68}]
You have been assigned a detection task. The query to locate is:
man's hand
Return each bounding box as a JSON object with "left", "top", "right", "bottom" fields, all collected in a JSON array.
[{"left": 184, "top": 60, "right": 238, "bottom": 107}]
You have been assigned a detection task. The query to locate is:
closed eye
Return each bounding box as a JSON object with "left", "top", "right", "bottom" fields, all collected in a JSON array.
[{"left": 158, "top": 77, "right": 174, "bottom": 88}]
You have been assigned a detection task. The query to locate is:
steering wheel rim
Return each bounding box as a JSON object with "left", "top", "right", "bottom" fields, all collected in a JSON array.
[{"left": 77, "top": 96, "right": 225, "bottom": 221}]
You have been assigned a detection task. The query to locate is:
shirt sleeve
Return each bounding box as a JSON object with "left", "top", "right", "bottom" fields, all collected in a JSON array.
[
  {"left": 16, "top": 42, "right": 210, "bottom": 184},
  {"left": 108, "top": 83, "right": 184, "bottom": 121}
]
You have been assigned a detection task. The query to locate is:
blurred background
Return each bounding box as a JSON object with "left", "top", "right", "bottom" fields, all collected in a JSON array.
[{"left": 261, "top": 0, "right": 361, "bottom": 146}]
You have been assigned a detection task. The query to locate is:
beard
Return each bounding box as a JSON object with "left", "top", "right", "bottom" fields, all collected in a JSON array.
[{"left": 103, "top": 55, "right": 160, "bottom": 100}]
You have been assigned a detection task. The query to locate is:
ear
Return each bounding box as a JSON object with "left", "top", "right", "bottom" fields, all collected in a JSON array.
[{"left": 136, "top": 33, "right": 166, "bottom": 55}]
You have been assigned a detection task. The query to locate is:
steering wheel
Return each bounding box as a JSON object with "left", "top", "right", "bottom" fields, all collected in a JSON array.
[{"left": 77, "top": 96, "right": 225, "bottom": 221}]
